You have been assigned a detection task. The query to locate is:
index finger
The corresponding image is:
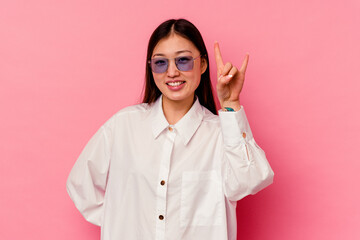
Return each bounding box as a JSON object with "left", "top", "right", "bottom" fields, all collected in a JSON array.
[{"left": 214, "top": 41, "right": 224, "bottom": 71}]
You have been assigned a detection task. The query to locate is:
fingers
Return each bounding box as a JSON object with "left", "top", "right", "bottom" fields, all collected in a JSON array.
[
  {"left": 214, "top": 44, "right": 250, "bottom": 85},
  {"left": 228, "top": 66, "right": 238, "bottom": 78},
  {"left": 214, "top": 41, "right": 224, "bottom": 72},
  {"left": 219, "top": 53, "right": 249, "bottom": 80},
  {"left": 240, "top": 53, "right": 249, "bottom": 74},
  {"left": 217, "top": 74, "right": 232, "bottom": 88},
  {"left": 221, "top": 62, "right": 233, "bottom": 76},
  {"left": 218, "top": 62, "right": 235, "bottom": 80},
  {"left": 218, "top": 65, "right": 238, "bottom": 84}
]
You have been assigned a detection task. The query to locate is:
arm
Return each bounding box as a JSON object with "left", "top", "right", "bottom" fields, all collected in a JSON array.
[
  {"left": 219, "top": 107, "right": 274, "bottom": 201},
  {"left": 66, "top": 121, "right": 113, "bottom": 226}
]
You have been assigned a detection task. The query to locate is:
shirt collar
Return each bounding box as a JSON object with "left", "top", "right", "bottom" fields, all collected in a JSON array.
[{"left": 150, "top": 94, "right": 204, "bottom": 146}]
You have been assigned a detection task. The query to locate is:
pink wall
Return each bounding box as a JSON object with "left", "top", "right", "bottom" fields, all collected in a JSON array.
[{"left": 1, "top": 0, "right": 359, "bottom": 239}]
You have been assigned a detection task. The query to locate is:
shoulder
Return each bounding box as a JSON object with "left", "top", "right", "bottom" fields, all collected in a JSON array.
[
  {"left": 103, "top": 102, "right": 151, "bottom": 127},
  {"left": 200, "top": 105, "right": 220, "bottom": 124},
  {"left": 114, "top": 102, "right": 150, "bottom": 116}
]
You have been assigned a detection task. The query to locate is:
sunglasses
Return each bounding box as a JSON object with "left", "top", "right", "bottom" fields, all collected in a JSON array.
[{"left": 148, "top": 55, "right": 203, "bottom": 73}]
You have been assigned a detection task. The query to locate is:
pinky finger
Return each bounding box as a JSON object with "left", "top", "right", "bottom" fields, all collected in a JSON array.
[{"left": 240, "top": 54, "right": 249, "bottom": 74}]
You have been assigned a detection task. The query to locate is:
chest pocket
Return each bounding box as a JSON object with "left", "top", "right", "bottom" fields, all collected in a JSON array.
[{"left": 180, "top": 170, "right": 224, "bottom": 227}]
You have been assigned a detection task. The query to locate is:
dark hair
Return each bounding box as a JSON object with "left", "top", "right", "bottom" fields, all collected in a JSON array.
[{"left": 142, "top": 18, "right": 217, "bottom": 115}]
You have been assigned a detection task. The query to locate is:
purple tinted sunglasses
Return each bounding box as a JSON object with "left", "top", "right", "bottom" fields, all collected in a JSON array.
[{"left": 148, "top": 55, "right": 203, "bottom": 73}]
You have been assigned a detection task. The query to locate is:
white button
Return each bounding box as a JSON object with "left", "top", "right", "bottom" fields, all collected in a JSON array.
[{"left": 168, "top": 126, "right": 173, "bottom": 132}]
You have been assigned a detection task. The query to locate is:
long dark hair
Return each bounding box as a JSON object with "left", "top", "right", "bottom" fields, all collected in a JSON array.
[{"left": 142, "top": 18, "right": 217, "bottom": 115}]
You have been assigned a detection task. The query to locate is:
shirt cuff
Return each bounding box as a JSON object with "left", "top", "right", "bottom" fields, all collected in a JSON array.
[{"left": 218, "top": 105, "right": 253, "bottom": 146}]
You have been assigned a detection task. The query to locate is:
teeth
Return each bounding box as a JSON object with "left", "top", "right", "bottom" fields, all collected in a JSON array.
[{"left": 167, "top": 81, "right": 184, "bottom": 86}]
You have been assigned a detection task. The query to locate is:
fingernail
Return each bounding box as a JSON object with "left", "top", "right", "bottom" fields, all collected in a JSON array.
[{"left": 226, "top": 75, "right": 233, "bottom": 79}]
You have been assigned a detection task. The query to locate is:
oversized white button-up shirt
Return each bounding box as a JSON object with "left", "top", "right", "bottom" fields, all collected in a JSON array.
[{"left": 66, "top": 94, "right": 274, "bottom": 240}]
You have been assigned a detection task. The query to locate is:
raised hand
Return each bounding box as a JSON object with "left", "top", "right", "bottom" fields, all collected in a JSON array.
[{"left": 214, "top": 41, "right": 249, "bottom": 111}]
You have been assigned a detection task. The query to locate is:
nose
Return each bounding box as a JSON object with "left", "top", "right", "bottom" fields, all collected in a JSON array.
[{"left": 167, "top": 59, "right": 180, "bottom": 77}]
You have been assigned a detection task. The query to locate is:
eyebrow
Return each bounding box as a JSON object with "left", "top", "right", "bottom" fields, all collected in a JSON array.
[{"left": 152, "top": 50, "right": 193, "bottom": 57}]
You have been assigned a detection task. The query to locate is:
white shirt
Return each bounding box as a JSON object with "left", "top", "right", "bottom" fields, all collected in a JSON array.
[{"left": 66, "top": 94, "right": 274, "bottom": 240}]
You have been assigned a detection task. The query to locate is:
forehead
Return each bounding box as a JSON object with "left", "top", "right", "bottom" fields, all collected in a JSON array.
[{"left": 152, "top": 34, "right": 199, "bottom": 57}]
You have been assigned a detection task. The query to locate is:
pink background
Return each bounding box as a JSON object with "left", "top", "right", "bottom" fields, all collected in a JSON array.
[{"left": 1, "top": 0, "right": 359, "bottom": 239}]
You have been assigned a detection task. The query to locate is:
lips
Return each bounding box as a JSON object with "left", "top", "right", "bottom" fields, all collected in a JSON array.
[
  {"left": 166, "top": 81, "right": 185, "bottom": 86},
  {"left": 166, "top": 80, "right": 186, "bottom": 91}
]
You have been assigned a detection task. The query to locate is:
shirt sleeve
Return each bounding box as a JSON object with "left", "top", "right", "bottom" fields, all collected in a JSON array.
[
  {"left": 66, "top": 119, "right": 113, "bottom": 226},
  {"left": 218, "top": 106, "right": 274, "bottom": 202}
]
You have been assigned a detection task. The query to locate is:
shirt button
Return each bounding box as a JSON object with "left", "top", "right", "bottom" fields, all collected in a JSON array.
[
  {"left": 159, "top": 215, "right": 164, "bottom": 220},
  {"left": 242, "top": 132, "right": 246, "bottom": 138},
  {"left": 168, "top": 126, "right": 173, "bottom": 132},
  {"left": 160, "top": 180, "right": 165, "bottom": 185}
]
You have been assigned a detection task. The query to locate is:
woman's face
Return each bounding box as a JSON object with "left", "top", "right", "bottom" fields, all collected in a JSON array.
[{"left": 151, "top": 33, "right": 207, "bottom": 105}]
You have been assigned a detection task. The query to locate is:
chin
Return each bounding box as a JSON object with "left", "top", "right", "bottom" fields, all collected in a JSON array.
[{"left": 163, "top": 92, "right": 193, "bottom": 103}]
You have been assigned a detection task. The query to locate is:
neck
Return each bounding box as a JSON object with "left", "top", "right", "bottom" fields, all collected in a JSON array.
[{"left": 162, "top": 95, "right": 195, "bottom": 125}]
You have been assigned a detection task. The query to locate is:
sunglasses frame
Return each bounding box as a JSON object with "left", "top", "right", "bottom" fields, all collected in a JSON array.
[{"left": 148, "top": 54, "right": 204, "bottom": 73}]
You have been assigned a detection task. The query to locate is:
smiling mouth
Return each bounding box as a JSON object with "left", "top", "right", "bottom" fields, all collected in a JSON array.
[{"left": 166, "top": 81, "right": 185, "bottom": 86}]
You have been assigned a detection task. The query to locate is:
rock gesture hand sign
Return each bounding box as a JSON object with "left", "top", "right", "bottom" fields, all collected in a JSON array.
[{"left": 214, "top": 41, "right": 249, "bottom": 111}]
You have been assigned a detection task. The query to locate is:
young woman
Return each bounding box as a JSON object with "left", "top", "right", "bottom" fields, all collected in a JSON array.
[{"left": 66, "top": 18, "right": 274, "bottom": 240}]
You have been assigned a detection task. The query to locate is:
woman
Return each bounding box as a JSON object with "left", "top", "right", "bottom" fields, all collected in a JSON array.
[{"left": 66, "top": 18, "right": 274, "bottom": 240}]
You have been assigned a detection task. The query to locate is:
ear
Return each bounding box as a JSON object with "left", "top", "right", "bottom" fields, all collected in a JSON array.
[{"left": 200, "top": 57, "right": 208, "bottom": 75}]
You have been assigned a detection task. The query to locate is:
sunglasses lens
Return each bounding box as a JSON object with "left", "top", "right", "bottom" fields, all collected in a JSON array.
[
  {"left": 150, "top": 56, "right": 196, "bottom": 73},
  {"left": 151, "top": 58, "right": 168, "bottom": 73},
  {"left": 176, "top": 56, "right": 194, "bottom": 71}
]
